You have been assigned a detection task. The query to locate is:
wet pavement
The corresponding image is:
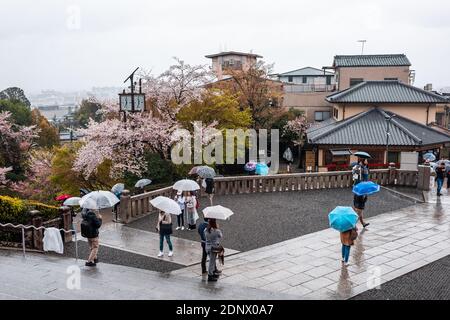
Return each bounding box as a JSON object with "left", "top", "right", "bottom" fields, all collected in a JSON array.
[
  {"left": 172, "top": 191, "right": 450, "bottom": 300},
  {"left": 77, "top": 224, "right": 239, "bottom": 266}
]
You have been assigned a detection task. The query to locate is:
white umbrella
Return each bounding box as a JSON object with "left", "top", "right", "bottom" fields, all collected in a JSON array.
[
  {"left": 79, "top": 191, "right": 120, "bottom": 210},
  {"left": 135, "top": 179, "right": 152, "bottom": 188},
  {"left": 202, "top": 205, "right": 234, "bottom": 220},
  {"left": 283, "top": 147, "right": 293, "bottom": 162},
  {"left": 173, "top": 179, "right": 200, "bottom": 191},
  {"left": 111, "top": 183, "right": 125, "bottom": 194},
  {"left": 63, "top": 197, "right": 81, "bottom": 206},
  {"left": 150, "top": 196, "right": 182, "bottom": 215}
]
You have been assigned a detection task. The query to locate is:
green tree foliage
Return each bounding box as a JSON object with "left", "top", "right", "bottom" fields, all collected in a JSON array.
[
  {"left": 73, "top": 99, "right": 103, "bottom": 128},
  {"left": 177, "top": 89, "right": 252, "bottom": 130},
  {"left": 0, "top": 99, "right": 32, "bottom": 126},
  {"left": 31, "top": 109, "right": 59, "bottom": 148},
  {"left": 0, "top": 87, "right": 31, "bottom": 108}
]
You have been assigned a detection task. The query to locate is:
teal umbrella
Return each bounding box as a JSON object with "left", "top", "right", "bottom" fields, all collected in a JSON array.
[{"left": 328, "top": 206, "right": 358, "bottom": 232}]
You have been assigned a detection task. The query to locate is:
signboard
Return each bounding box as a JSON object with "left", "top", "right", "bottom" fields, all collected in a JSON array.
[
  {"left": 400, "top": 152, "right": 418, "bottom": 170},
  {"left": 119, "top": 94, "right": 145, "bottom": 112}
]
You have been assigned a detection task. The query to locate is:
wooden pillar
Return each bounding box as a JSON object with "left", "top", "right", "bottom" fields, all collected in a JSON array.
[
  {"left": 60, "top": 206, "right": 72, "bottom": 243},
  {"left": 120, "top": 190, "right": 131, "bottom": 223},
  {"left": 31, "top": 210, "right": 43, "bottom": 251}
]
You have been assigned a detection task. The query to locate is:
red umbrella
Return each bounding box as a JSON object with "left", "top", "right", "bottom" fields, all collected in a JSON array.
[{"left": 55, "top": 194, "right": 72, "bottom": 201}]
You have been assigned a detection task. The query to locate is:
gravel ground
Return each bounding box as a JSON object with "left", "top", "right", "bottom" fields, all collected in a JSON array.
[
  {"left": 128, "top": 188, "right": 415, "bottom": 252},
  {"left": 352, "top": 254, "right": 450, "bottom": 300},
  {"left": 63, "top": 240, "right": 184, "bottom": 273}
]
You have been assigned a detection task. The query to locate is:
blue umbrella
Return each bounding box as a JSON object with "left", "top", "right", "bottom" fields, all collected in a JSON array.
[
  {"left": 352, "top": 181, "right": 380, "bottom": 196},
  {"left": 255, "top": 163, "right": 269, "bottom": 176},
  {"left": 353, "top": 151, "right": 371, "bottom": 159},
  {"left": 328, "top": 206, "right": 359, "bottom": 232},
  {"left": 423, "top": 153, "right": 436, "bottom": 162}
]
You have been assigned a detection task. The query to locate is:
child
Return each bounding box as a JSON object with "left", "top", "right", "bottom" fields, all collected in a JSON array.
[
  {"left": 340, "top": 227, "right": 357, "bottom": 266},
  {"left": 353, "top": 194, "right": 370, "bottom": 228},
  {"left": 174, "top": 191, "right": 185, "bottom": 230}
]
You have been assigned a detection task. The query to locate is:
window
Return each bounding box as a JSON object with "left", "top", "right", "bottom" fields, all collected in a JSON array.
[
  {"left": 315, "top": 111, "right": 331, "bottom": 122},
  {"left": 387, "top": 152, "right": 400, "bottom": 164},
  {"left": 384, "top": 78, "right": 398, "bottom": 81},
  {"left": 333, "top": 108, "right": 339, "bottom": 119},
  {"left": 350, "top": 78, "right": 364, "bottom": 87},
  {"left": 288, "top": 76, "right": 293, "bottom": 83},
  {"left": 326, "top": 76, "right": 332, "bottom": 85},
  {"left": 302, "top": 76, "right": 307, "bottom": 84}
]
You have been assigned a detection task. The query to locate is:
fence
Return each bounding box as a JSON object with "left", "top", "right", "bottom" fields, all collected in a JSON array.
[{"left": 119, "top": 166, "right": 427, "bottom": 223}]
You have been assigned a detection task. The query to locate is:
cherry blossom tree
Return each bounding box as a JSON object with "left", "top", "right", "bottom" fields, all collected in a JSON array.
[
  {"left": 282, "top": 116, "right": 309, "bottom": 168},
  {"left": 0, "top": 166, "right": 12, "bottom": 187}
]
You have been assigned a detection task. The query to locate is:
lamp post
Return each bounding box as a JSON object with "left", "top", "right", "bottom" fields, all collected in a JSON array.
[
  {"left": 119, "top": 67, "right": 145, "bottom": 122},
  {"left": 385, "top": 114, "right": 396, "bottom": 164}
]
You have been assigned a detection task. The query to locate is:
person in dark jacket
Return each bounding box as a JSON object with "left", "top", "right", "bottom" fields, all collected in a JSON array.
[
  {"left": 198, "top": 217, "right": 209, "bottom": 274},
  {"left": 435, "top": 162, "right": 446, "bottom": 196},
  {"left": 353, "top": 194, "right": 369, "bottom": 228},
  {"left": 205, "top": 178, "right": 215, "bottom": 206},
  {"left": 447, "top": 167, "right": 450, "bottom": 190},
  {"left": 81, "top": 210, "right": 102, "bottom": 267}
]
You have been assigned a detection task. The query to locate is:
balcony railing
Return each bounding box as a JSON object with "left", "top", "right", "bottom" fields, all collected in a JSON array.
[{"left": 284, "top": 84, "right": 336, "bottom": 93}]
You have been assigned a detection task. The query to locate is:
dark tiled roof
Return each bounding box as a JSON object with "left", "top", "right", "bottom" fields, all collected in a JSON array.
[
  {"left": 307, "top": 108, "right": 450, "bottom": 146},
  {"left": 333, "top": 54, "right": 411, "bottom": 67},
  {"left": 326, "top": 81, "right": 448, "bottom": 104},
  {"left": 205, "top": 51, "right": 262, "bottom": 58}
]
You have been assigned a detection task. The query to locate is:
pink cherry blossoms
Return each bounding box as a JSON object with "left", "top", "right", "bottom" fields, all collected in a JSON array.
[{"left": 283, "top": 116, "right": 309, "bottom": 146}]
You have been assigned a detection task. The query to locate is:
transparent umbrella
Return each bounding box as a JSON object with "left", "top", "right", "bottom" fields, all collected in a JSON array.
[
  {"left": 135, "top": 179, "right": 152, "bottom": 188},
  {"left": 63, "top": 197, "right": 81, "bottom": 207},
  {"left": 150, "top": 196, "right": 182, "bottom": 215},
  {"left": 173, "top": 179, "right": 200, "bottom": 191},
  {"left": 79, "top": 191, "right": 120, "bottom": 210},
  {"left": 196, "top": 166, "right": 215, "bottom": 179},
  {"left": 111, "top": 183, "right": 125, "bottom": 194},
  {"left": 203, "top": 205, "right": 234, "bottom": 220}
]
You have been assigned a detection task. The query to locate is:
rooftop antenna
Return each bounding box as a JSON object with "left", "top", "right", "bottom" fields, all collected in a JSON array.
[{"left": 357, "top": 40, "right": 367, "bottom": 55}]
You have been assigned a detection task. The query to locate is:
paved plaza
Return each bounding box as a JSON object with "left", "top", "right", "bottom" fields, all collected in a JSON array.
[{"left": 1, "top": 186, "right": 449, "bottom": 299}]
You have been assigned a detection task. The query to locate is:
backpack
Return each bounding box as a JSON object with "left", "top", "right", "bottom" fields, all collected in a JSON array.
[{"left": 80, "top": 219, "right": 95, "bottom": 238}]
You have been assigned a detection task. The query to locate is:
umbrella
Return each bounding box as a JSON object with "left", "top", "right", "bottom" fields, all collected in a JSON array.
[
  {"left": 188, "top": 166, "right": 199, "bottom": 175},
  {"left": 328, "top": 206, "right": 359, "bottom": 232},
  {"left": 203, "top": 205, "right": 234, "bottom": 220},
  {"left": 79, "top": 191, "right": 120, "bottom": 210},
  {"left": 111, "top": 183, "right": 125, "bottom": 195},
  {"left": 244, "top": 161, "right": 257, "bottom": 172},
  {"left": 283, "top": 147, "right": 293, "bottom": 162},
  {"left": 255, "top": 163, "right": 269, "bottom": 176},
  {"left": 353, "top": 151, "right": 371, "bottom": 159},
  {"left": 173, "top": 179, "right": 200, "bottom": 191},
  {"left": 135, "top": 179, "right": 152, "bottom": 188},
  {"left": 55, "top": 194, "right": 72, "bottom": 201},
  {"left": 196, "top": 166, "right": 215, "bottom": 179},
  {"left": 150, "top": 196, "right": 182, "bottom": 215},
  {"left": 63, "top": 197, "right": 81, "bottom": 206},
  {"left": 437, "top": 159, "right": 450, "bottom": 172},
  {"left": 423, "top": 153, "right": 436, "bottom": 162},
  {"left": 352, "top": 181, "right": 380, "bottom": 196}
]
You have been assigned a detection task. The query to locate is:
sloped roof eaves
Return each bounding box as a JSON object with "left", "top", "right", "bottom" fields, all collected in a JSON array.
[
  {"left": 308, "top": 108, "right": 450, "bottom": 146},
  {"left": 326, "top": 81, "right": 448, "bottom": 104},
  {"left": 279, "top": 67, "right": 334, "bottom": 77},
  {"left": 333, "top": 54, "right": 411, "bottom": 67}
]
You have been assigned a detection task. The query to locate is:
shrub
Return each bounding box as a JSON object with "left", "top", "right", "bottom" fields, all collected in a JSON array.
[
  {"left": 0, "top": 195, "right": 29, "bottom": 224},
  {"left": 0, "top": 196, "right": 60, "bottom": 224}
]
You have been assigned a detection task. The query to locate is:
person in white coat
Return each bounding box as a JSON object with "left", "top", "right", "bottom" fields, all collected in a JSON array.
[{"left": 185, "top": 191, "right": 199, "bottom": 230}]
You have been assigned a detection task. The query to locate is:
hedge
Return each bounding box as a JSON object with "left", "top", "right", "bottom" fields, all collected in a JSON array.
[{"left": 0, "top": 196, "right": 60, "bottom": 225}]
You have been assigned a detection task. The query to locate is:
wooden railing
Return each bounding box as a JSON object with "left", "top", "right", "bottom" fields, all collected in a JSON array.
[{"left": 119, "top": 167, "right": 424, "bottom": 223}]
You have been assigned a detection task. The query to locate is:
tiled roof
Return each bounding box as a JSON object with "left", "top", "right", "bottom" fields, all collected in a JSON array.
[
  {"left": 205, "top": 51, "right": 262, "bottom": 58},
  {"left": 326, "top": 81, "right": 448, "bottom": 104},
  {"left": 307, "top": 108, "right": 450, "bottom": 146},
  {"left": 333, "top": 54, "right": 411, "bottom": 67},
  {"left": 277, "top": 67, "right": 334, "bottom": 77}
]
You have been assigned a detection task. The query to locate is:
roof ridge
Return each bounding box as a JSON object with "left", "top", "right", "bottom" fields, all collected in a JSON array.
[
  {"left": 375, "top": 109, "right": 422, "bottom": 144},
  {"left": 326, "top": 82, "right": 367, "bottom": 102},
  {"left": 393, "top": 81, "right": 449, "bottom": 100},
  {"left": 334, "top": 54, "right": 406, "bottom": 57},
  {"left": 309, "top": 108, "right": 378, "bottom": 142}
]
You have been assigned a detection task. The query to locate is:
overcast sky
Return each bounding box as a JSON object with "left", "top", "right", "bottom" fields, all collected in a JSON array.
[{"left": 1, "top": 0, "right": 449, "bottom": 94}]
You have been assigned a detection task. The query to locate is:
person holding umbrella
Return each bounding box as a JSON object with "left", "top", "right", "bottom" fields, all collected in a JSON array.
[
  {"left": 328, "top": 206, "right": 359, "bottom": 266},
  {"left": 81, "top": 209, "right": 102, "bottom": 267},
  {"left": 352, "top": 181, "right": 380, "bottom": 228},
  {"left": 353, "top": 194, "right": 369, "bottom": 228},
  {"left": 204, "top": 218, "right": 223, "bottom": 282},
  {"left": 435, "top": 162, "right": 446, "bottom": 196},
  {"left": 174, "top": 190, "right": 186, "bottom": 230}
]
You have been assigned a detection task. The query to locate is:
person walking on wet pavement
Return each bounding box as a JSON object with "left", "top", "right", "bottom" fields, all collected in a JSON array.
[
  {"left": 436, "top": 162, "right": 446, "bottom": 196},
  {"left": 353, "top": 194, "right": 370, "bottom": 228},
  {"left": 204, "top": 218, "right": 223, "bottom": 282},
  {"left": 174, "top": 190, "right": 185, "bottom": 230},
  {"left": 80, "top": 209, "right": 102, "bottom": 267},
  {"left": 341, "top": 227, "right": 358, "bottom": 266},
  {"left": 205, "top": 178, "right": 215, "bottom": 206},
  {"left": 156, "top": 210, "right": 173, "bottom": 257}
]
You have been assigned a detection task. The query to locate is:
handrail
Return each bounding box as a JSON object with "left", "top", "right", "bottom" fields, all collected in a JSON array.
[{"left": 0, "top": 222, "right": 78, "bottom": 261}]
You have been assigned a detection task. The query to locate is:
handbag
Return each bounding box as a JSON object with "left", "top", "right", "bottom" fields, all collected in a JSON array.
[
  {"left": 350, "top": 228, "right": 358, "bottom": 241},
  {"left": 211, "top": 244, "right": 224, "bottom": 254},
  {"left": 160, "top": 222, "right": 173, "bottom": 235}
]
